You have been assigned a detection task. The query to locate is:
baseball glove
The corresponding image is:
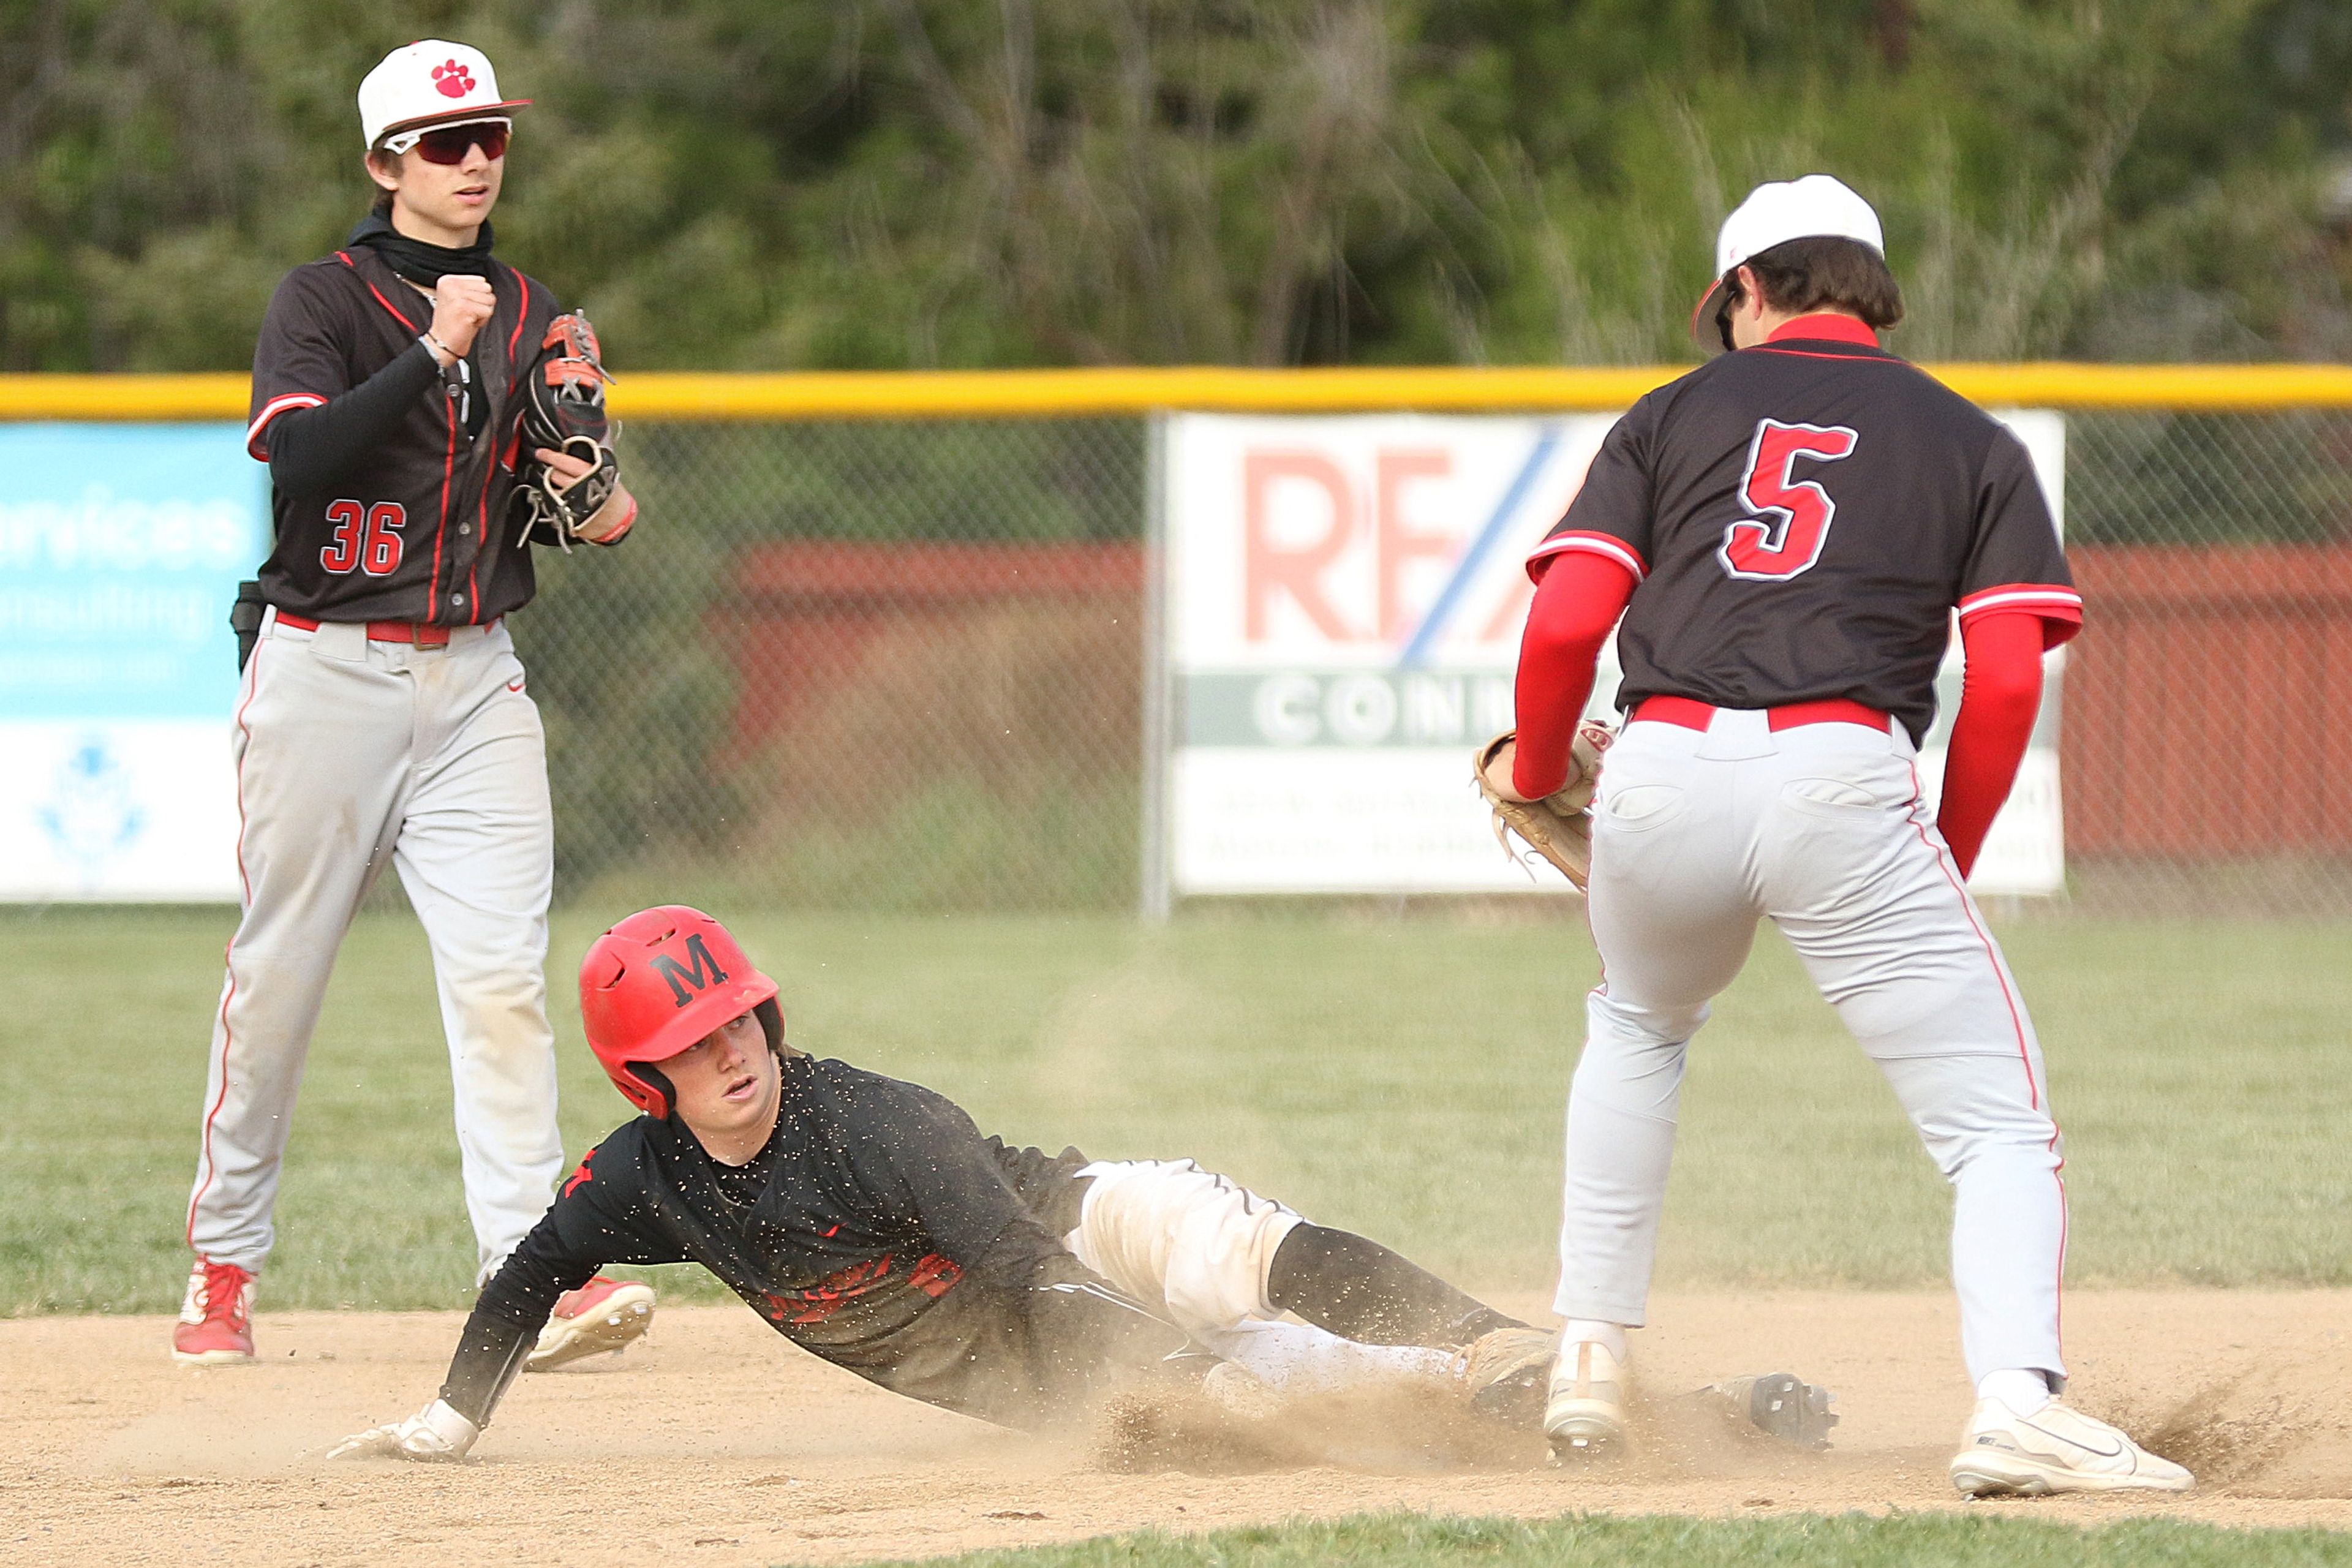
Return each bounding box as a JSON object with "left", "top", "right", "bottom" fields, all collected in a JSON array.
[
  {"left": 1473, "top": 722, "right": 1615, "bottom": 890},
  {"left": 516, "top": 312, "right": 630, "bottom": 549}
]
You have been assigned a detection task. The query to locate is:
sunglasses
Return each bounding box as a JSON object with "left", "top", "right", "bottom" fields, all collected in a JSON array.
[
  {"left": 383, "top": 119, "right": 510, "bottom": 164},
  {"left": 1713, "top": 284, "right": 1740, "bottom": 353}
]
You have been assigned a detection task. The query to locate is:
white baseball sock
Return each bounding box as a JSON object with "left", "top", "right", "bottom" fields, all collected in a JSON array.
[
  {"left": 1562, "top": 1319, "right": 1627, "bottom": 1360},
  {"left": 1204, "top": 1320, "right": 1457, "bottom": 1394},
  {"left": 1977, "top": 1367, "right": 2053, "bottom": 1413}
]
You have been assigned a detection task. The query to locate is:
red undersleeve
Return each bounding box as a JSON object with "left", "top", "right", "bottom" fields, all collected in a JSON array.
[
  {"left": 1511, "top": 551, "right": 1635, "bottom": 798},
  {"left": 1937, "top": 611, "right": 2049, "bottom": 880}
]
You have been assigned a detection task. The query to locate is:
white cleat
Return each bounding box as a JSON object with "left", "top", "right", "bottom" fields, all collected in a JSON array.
[
  {"left": 1544, "top": 1337, "right": 1627, "bottom": 1461},
  {"left": 525, "top": 1276, "right": 655, "bottom": 1371},
  {"left": 1949, "top": 1396, "right": 2194, "bottom": 1497}
]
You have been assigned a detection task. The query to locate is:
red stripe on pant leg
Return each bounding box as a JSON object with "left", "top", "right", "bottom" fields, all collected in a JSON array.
[
  {"left": 1905, "top": 762, "right": 2038, "bottom": 1106},
  {"left": 187, "top": 639, "right": 267, "bottom": 1250},
  {"left": 2054, "top": 1171, "right": 2068, "bottom": 1365},
  {"left": 1905, "top": 759, "right": 2067, "bottom": 1368},
  {"left": 187, "top": 967, "right": 238, "bottom": 1251}
]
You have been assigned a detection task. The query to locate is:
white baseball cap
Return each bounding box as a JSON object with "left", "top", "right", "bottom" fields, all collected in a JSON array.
[
  {"left": 359, "top": 40, "right": 531, "bottom": 151},
  {"left": 1693, "top": 175, "right": 1885, "bottom": 341}
]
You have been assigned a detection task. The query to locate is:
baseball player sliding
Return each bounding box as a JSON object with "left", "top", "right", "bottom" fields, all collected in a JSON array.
[
  {"left": 329, "top": 907, "right": 1577, "bottom": 1460},
  {"left": 1490, "top": 176, "right": 2188, "bottom": 1496},
  {"left": 176, "top": 42, "right": 651, "bottom": 1371}
]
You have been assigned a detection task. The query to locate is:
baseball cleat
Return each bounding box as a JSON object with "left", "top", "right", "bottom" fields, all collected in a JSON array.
[
  {"left": 1544, "top": 1337, "right": 1628, "bottom": 1461},
  {"left": 1461, "top": 1325, "right": 1557, "bottom": 1427},
  {"left": 525, "top": 1276, "right": 655, "bottom": 1371},
  {"left": 1948, "top": 1396, "right": 2193, "bottom": 1496},
  {"left": 1704, "top": 1372, "right": 1839, "bottom": 1449},
  {"left": 172, "top": 1258, "right": 257, "bottom": 1366}
]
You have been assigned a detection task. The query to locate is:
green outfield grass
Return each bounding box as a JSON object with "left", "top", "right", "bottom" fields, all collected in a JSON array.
[
  {"left": 3, "top": 907, "right": 2347, "bottom": 1314},
  {"left": 827, "top": 1512, "right": 2352, "bottom": 1568}
]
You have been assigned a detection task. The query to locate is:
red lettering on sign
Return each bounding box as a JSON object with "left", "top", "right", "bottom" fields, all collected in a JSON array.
[
  {"left": 1375, "top": 450, "right": 1452, "bottom": 639},
  {"left": 1479, "top": 571, "right": 1536, "bottom": 642},
  {"left": 1244, "top": 450, "right": 1355, "bottom": 641}
]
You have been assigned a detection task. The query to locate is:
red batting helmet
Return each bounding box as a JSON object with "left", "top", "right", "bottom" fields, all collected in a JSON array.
[{"left": 579, "top": 906, "right": 779, "bottom": 1118}]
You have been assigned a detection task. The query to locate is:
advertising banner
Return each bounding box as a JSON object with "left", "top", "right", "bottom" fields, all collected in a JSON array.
[
  {"left": 0, "top": 424, "right": 266, "bottom": 900},
  {"left": 1158, "top": 410, "right": 2067, "bottom": 899}
]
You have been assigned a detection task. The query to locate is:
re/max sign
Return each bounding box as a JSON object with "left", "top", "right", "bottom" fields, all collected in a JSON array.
[
  {"left": 1182, "top": 670, "right": 1517, "bottom": 748},
  {"left": 1240, "top": 449, "right": 1533, "bottom": 648}
]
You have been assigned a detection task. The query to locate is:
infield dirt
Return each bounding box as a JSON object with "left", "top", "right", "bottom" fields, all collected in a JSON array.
[{"left": 9, "top": 1289, "right": 2350, "bottom": 1567}]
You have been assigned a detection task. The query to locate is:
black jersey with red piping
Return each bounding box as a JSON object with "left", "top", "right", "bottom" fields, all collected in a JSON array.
[
  {"left": 1527, "top": 317, "right": 2079, "bottom": 745},
  {"left": 246, "top": 244, "right": 560, "bottom": 625}
]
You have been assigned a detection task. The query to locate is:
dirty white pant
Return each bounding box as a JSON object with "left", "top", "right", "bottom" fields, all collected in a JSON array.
[
  {"left": 1556, "top": 709, "right": 2066, "bottom": 1385},
  {"left": 1067, "top": 1159, "right": 1456, "bottom": 1393},
  {"left": 184, "top": 612, "right": 562, "bottom": 1284}
]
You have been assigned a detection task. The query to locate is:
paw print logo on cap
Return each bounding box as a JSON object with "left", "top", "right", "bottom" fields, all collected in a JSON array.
[{"left": 432, "top": 59, "right": 475, "bottom": 98}]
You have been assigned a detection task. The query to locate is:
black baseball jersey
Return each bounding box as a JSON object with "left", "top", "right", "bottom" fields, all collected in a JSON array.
[
  {"left": 439, "top": 1055, "right": 1182, "bottom": 1431},
  {"left": 1529, "top": 323, "right": 2081, "bottom": 744},
  {"left": 246, "top": 244, "right": 562, "bottom": 624}
]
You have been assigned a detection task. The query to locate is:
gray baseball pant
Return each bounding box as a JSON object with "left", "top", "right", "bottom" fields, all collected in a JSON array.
[
  {"left": 184, "top": 611, "right": 564, "bottom": 1284},
  {"left": 1556, "top": 706, "right": 2067, "bottom": 1385}
]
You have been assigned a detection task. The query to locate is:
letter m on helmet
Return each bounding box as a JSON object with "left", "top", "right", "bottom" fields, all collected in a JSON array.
[
  {"left": 580, "top": 907, "right": 779, "bottom": 1118},
  {"left": 650, "top": 932, "right": 730, "bottom": 1008}
]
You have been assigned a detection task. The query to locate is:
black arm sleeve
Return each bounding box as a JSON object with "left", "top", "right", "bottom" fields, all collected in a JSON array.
[
  {"left": 264, "top": 341, "right": 440, "bottom": 496},
  {"left": 435, "top": 1135, "right": 687, "bottom": 1428},
  {"left": 435, "top": 1213, "right": 603, "bottom": 1428}
]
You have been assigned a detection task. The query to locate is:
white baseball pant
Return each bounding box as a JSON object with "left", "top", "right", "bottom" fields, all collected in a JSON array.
[
  {"left": 1067, "top": 1159, "right": 1458, "bottom": 1393},
  {"left": 1557, "top": 706, "right": 2066, "bottom": 1386},
  {"left": 184, "top": 611, "right": 564, "bottom": 1284}
]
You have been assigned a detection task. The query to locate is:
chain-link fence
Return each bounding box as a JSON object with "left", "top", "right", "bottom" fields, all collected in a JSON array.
[
  {"left": 516, "top": 420, "right": 1150, "bottom": 913},
  {"left": 496, "top": 407, "right": 2352, "bottom": 918},
  {"left": 2061, "top": 413, "right": 2352, "bottom": 916}
]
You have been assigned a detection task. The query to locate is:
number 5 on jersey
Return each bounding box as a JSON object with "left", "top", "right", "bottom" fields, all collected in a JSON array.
[
  {"left": 321, "top": 500, "right": 408, "bottom": 576},
  {"left": 1718, "top": 420, "right": 1858, "bottom": 581}
]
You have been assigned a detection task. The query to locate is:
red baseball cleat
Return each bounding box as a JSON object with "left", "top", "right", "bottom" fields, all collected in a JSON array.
[
  {"left": 172, "top": 1259, "right": 256, "bottom": 1366},
  {"left": 525, "top": 1275, "right": 655, "bottom": 1371}
]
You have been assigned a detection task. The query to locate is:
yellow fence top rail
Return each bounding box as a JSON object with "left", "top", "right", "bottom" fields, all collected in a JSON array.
[{"left": 7, "top": 363, "right": 2352, "bottom": 420}]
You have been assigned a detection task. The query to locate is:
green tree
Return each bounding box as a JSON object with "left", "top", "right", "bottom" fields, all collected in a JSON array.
[{"left": 4, "top": 0, "right": 2349, "bottom": 371}]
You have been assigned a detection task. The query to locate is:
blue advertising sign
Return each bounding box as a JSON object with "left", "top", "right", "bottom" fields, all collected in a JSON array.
[
  {"left": 0, "top": 423, "right": 266, "bottom": 719},
  {"left": 0, "top": 422, "right": 266, "bottom": 899}
]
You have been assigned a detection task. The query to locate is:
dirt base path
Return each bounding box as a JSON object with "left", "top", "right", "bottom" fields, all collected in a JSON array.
[{"left": 9, "top": 1290, "right": 2350, "bottom": 1567}]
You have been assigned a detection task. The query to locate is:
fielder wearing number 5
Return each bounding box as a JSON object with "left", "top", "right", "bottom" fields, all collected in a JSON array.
[
  {"left": 1507, "top": 176, "right": 2190, "bottom": 1498},
  {"left": 176, "top": 40, "right": 649, "bottom": 1372}
]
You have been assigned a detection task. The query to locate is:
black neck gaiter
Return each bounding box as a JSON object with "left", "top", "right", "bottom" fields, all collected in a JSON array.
[{"left": 346, "top": 210, "right": 496, "bottom": 287}]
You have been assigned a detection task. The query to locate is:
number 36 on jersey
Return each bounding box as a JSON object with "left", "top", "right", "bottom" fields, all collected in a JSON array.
[{"left": 320, "top": 500, "right": 409, "bottom": 576}]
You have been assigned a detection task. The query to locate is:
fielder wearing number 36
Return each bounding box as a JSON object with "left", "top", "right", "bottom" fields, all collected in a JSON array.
[
  {"left": 1494, "top": 175, "right": 2190, "bottom": 1498},
  {"left": 176, "top": 40, "right": 649, "bottom": 1371}
]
